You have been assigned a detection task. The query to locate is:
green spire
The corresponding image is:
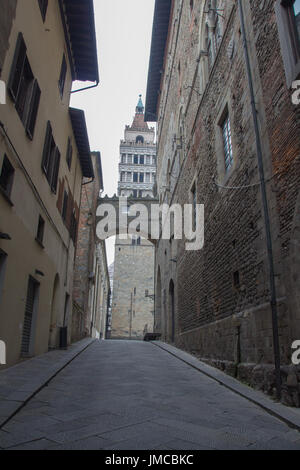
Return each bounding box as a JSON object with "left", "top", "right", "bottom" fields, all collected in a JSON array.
[{"left": 136, "top": 94, "right": 144, "bottom": 114}]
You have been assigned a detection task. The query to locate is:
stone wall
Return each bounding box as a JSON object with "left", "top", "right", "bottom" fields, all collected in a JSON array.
[{"left": 111, "top": 238, "right": 155, "bottom": 340}]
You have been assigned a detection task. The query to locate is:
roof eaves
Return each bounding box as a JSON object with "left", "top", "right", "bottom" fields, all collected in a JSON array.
[
  {"left": 145, "top": 0, "right": 172, "bottom": 122},
  {"left": 69, "top": 107, "right": 94, "bottom": 178}
]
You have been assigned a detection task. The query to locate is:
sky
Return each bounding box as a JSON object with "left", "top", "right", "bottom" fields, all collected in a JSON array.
[{"left": 70, "top": 0, "right": 156, "bottom": 266}]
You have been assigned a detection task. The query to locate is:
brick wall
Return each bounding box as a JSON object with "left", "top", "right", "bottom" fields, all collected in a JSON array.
[{"left": 153, "top": 0, "right": 300, "bottom": 405}]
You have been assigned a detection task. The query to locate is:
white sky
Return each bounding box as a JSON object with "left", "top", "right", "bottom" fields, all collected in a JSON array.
[{"left": 70, "top": 0, "right": 156, "bottom": 266}]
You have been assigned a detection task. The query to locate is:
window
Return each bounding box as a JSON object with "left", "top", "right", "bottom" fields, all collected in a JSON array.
[
  {"left": 126, "top": 172, "right": 132, "bottom": 182},
  {"left": 191, "top": 183, "right": 197, "bottom": 231},
  {"left": 140, "top": 156, "right": 144, "bottom": 165},
  {"left": 128, "top": 155, "right": 133, "bottom": 164},
  {"left": 137, "top": 237, "right": 141, "bottom": 245},
  {"left": 121, "top": 154, "right": 126, "bottom": 163},
  {"left": 136, "top": 135, "right": 144, "bottom": 144},
  {"left": 8, "top": 33, "right": 41, "bottom": 138},
  {"left": 146, "top": 155, "right": 150, "bottom": 165},
  {"left": 0, "top": 155, "right": 14, "bottom": 197},
  {"left": 152, "top": 156, "right": 157, "bottom": 165},
  {"left": 58, "top": 55, "right": 67, "bottom": 98},
  {"left": 62, "top": 191, "right": 69, "bottom": 222},
  {"left": 133, "top": 172, "right": 138, "bottom": 182},
  {"left": 42, "top": 122, "right": 61, "bottom": 193},
  {"left": 152, "top": 173, "right": 156, "bottom": 182},
  {"left": 21, "top": 276, "right": 39, "bottom": 356},
  {"left": 133, "top": 189, "right": 138, "bottom": 197},
  {"left": 146, "top": 173, "right": 150, "bottom": 183},
  {"left": 233, "top": 271, "right": 240, "bottom": 288},
  {"left": 38, "top": 0, "right": 48, "bottom": 21},
  {"left": 134, "top": 155, "right": 139, "bottom": 165},
  {"left": 0, "top": 250, "right": 7, "bottom": 306},
  {"left": 121, "top": 172, "right": 126, "bottom": 182},
  {"left": 276, "top": 0, "right": 300, "bottom": 85},
  {"left": 138, "top": 190, "right": 143, "bottom": 197},
  {"left": 70, "top": 210, "right": 77, "bottom": 243},
  {"left": 36, "top": 215, "right": 45, "bottom": 245},
  {"left": 139, "top": 173, "right": 144, "bottom": 183},
  {"left": 66, "top": 138, "right": 73, "bottom": 170},
  {"left": 221, "top": 112, "right": 233, "bottom": 172}
]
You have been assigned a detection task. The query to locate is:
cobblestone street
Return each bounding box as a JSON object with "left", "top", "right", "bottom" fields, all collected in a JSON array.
[{"left": 1, "top": 340, "right": 300, "bottom": 450}]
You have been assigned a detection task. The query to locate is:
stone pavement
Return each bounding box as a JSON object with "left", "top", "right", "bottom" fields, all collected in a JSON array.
[
  {"left": 0, "top": 340, "right": 300, "bottom": 450},
  {"left": 0, "top": 338, "right": 95, "bottom": 428}
]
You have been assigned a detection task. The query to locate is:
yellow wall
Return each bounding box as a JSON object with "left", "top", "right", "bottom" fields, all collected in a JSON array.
[{"left": 0, "top": 0, "right": 84, "bottom": 367}]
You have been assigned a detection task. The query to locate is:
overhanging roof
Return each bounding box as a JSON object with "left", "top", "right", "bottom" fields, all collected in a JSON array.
[
  {"left": 60, "top": 0, "right": 99, "bottom": 83},
  {"left": 145, "top": 0, "right": 172, "bottom": 122},
  {"left": 69, "top": 108, "right": 94, "bottom": 178}
]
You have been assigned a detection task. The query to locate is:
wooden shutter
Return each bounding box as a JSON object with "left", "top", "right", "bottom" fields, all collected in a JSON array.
[
  {"left": 66, "top": 138, "right": 73, "bottom": 169},
  {"left": 51, "top": 147, "right": 60, "bottom": 193},
  {"left": 26, "top": 79, "right": 41, "bottom": 140},
  {"left": 58, "top": 55, "right": 67, "bottom": 97},
  {"left": 8, "top": 33, "right": 27, "bottom": 102},
  {"left": 21, "top": 277, "right": 38, "bottom": 355},
  {"left": 38, "top": 0, "right": 48, "bottom": 21},
  {"left": 41, "top": 121, "right": 52, "bottom": 175}
]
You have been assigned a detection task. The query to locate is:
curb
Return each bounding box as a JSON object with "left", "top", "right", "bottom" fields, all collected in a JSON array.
[
  {"left": 153, "top": 341, "right": 300, "bottom": 432},
  {"left": 0, "top": 338, "right": 96, "bottom": 429}
]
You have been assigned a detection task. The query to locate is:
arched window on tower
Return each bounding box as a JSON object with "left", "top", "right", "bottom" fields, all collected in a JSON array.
[{"left": 136, "top": 135, "right": 144, "bottom": 144}]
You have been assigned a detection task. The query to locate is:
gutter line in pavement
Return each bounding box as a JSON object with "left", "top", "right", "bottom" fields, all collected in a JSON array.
[{"left": 152, "top": 341, "right": 300, "bottom": 433}]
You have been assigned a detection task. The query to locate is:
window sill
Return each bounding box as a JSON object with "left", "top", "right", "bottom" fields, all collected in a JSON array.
[{"left": 0, "top": 187, "right": 14, "bottom": 206}]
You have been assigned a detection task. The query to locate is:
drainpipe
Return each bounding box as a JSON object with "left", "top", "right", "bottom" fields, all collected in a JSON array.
[
  {"left": 71, "top": 81, "right": 99, "bottom": 95},
  {"left": 71, "top": 81, "right": 99, "bottom": 94},
  {"left": 238, "top": 0, "right": 281, "bottom": 400}
]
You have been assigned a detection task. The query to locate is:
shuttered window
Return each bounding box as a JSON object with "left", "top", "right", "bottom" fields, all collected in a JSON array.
[
  {"left": 66, "top": 138, "right": 73, "bottom": 169},
  {"left": 38, "top": 0, "right": 48, "bottom": 22},
  {"left": 51, "top": 148, "right": 60, "bottom": 193},
  {"left": 8, "top": 33, "right": 27, "bottom": 103},
  {"left": 21, "top": 277, "right": 39, "bottom": 356},
  {"left": 26, "top": 80, "right": 41, "bottom": 139},
  {"left": 58, "top": 55, "right": 67, "bottom": 98},
  {"left": 70, "top": 210, "right": 77, "bottom": 243},
  {"left": 8, "top": 33, "right": 41, "bottom": 138},
  {"left": 42, "top": 122, "right": 60, "bottom": 193},
  {"left": 62, "top": 191, "right": 68, "bottom": 222},
  {"left": 0, "top": 155, "right": 14, "bottom": 197}
]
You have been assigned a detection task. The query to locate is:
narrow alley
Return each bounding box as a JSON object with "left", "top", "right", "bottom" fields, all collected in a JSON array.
[{"left": 1, "top": 340, "right": 300, "bottom": 451}]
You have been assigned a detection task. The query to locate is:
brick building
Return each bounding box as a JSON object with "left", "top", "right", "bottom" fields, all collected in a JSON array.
[
  {"left": 145, "top": 0, "right": 300, "bottom": 405},
  {"left": 73, "top": 152, "right": 110, "bottom": 341},
  {"left": 111, "top": 97, "right": 156, "bottom": 340}
]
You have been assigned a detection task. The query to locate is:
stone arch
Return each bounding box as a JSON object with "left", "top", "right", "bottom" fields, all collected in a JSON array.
[{"left": 48, "top": 274, "right": 60, "bottom": 349}]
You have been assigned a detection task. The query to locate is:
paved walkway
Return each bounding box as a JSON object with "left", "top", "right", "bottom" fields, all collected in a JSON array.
[{"left": 1, "top": 340, "right": 300, "bottom": 450}]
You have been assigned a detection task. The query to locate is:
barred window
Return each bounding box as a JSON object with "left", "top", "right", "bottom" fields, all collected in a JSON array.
[{"left": 221, "top": 112, "right": 233, "bottom": 172}]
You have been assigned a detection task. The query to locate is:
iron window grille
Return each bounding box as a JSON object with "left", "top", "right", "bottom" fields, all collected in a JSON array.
[{"left": 221, "top": 112, "right": 233, "bottom": 172}]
